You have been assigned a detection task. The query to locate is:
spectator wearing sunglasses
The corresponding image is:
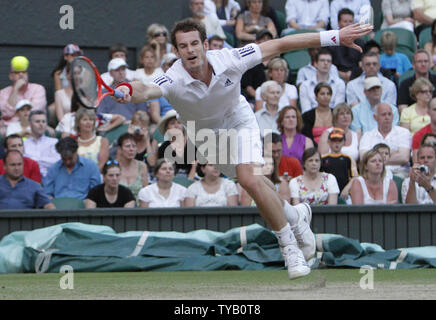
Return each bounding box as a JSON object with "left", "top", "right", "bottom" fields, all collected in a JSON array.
[
  {"left": 146, "top": 24, "right": 176, "bottom": 67},
  {"left": 85, "top": 160, "right": 135, "bottom": 208}
]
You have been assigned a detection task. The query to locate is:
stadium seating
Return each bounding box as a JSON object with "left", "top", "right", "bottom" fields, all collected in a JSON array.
[
  {"left": 283, "top": 49, "right": 311, "bottom": 83},
  {"left": 392, "top": 175, "right": 404, "bottom": 204},
  {"left": 374, "top": 28, "right": 417, "bottom": 63},
  {"left": 418, "top": 27, "right": 432, "bottom": 49},
  {"left": 398, "top": 69, "right": 436, "bottom": 86},
  {"left": 224, "top": 31, "right": 235, "bottom": 48},
  {"left": 281, "top": 28, "right": 317, "bottom": 38},
  {"left": 52, "top": 197, "right": 85, "bottom": 209},
  {"left": 275, "top": 10, "right": 287, "bottom": 34},
  {"left": 173, "top": 176, "right": 194, "bottom": 188},
  {"left": 103, "top": 123, "right": 129, "bottom": 145}
]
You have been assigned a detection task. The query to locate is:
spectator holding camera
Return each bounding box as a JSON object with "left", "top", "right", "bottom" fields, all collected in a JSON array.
[{"left": 402, "top": 143, "right": 436, "bottom": 203}]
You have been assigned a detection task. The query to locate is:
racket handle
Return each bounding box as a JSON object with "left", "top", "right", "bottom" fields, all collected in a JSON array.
[{"left": 113, "top": 89, "right": 125, "bottom": 99}]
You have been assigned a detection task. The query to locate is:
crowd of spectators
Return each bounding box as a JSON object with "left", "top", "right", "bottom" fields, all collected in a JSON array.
[{"left": 1, "top": 0, "right": 436, "bottom": 210}]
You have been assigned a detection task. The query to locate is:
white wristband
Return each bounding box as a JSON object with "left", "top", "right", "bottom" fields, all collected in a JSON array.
[{"left": 320, "top": 30, "right": 340, "bottom": 47}]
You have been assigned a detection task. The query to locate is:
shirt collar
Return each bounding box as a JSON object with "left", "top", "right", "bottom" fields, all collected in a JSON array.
[
  {"left": 172, "top": 52, "right": 224, "bottom": 86},
  {"left": 1, "top": 175, "right": 25, "bottom": 187}
]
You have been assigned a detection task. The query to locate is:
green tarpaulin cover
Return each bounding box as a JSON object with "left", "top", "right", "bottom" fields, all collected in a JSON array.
[{"left": 0, "top": 223, "right": 435, "bottom": 273}]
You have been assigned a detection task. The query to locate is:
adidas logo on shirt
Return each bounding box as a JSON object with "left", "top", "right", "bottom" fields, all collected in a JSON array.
[{"left": 224, "top": 78, "right": 234, "bottom": 87}]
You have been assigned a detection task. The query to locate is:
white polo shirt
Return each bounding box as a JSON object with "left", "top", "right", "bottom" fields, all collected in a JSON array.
[
  {"left": 152, "top": 44, "right": 265, "bottom": 177},
  {"left": 153, "top": 44, "right": 262, "bottom": 131},
  {"left": 359, "top": 125, "right": 412, "bottom": 176}
]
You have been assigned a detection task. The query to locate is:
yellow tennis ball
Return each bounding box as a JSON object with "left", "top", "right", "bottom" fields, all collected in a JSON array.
[{"left": 11, "top": 56, "right": 29, "bottom": 72}]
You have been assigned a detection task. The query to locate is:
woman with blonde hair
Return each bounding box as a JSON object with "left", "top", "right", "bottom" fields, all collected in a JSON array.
[
  {"left": 350, "top": 149, "right": 398, "bottom": 204},
  {"left": 75, "top": 108, "right": 110, "bottom": 172},
  {"left": 276, "top": 106, "right": 314, "bottom": 165},
  {"left": 146, "top": 23, "right": 175, "bottom": 66},
  {"left": 255, "top": 57, "right": 297, "bottom": 111},
  {"left": 318, "top": 103, "right": 360, "bottom": 161},
  {"left": 400, "top": 77, "right": 433, "bottom": 134},
  {"left": 133, "top": 45, "right": 164, "bottom": 85}
]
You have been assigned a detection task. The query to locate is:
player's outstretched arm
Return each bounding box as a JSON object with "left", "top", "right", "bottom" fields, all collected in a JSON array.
[
  {"left": 116, "top": 81, "right": 163, "bottom": 104},
  {"left": 259, "top": 23, "right": 373, "bottom": 61}
]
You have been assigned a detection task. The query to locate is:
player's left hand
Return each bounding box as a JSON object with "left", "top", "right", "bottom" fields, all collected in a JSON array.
[{"left": 339, "top": 23, "right": 373, "bottom": 53}]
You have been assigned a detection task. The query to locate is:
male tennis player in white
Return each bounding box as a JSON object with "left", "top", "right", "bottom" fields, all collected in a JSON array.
[{"left": 117, "top": 18, "right": 372, "bottom": 279}]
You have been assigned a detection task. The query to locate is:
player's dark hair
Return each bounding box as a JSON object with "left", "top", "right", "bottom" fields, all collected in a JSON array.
[{"left": 171, "top": 18, "right": 207, "bottom": 49}]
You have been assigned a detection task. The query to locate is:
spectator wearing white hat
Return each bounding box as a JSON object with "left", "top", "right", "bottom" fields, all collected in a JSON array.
[
  {"left": 346, "top": 51, "right": 397, "bottom": 108},
  {"left": 350, "top": 76, "right": 399, "bottom": 136},
  {"left": 6, "top": 99, "right": 32, "bottom": 137},
  {"left": 97, "top": 58, "right": 149, "bottom": 121},
  {"left": 100, "top": 43, "right": 136, "bottom": 86}
]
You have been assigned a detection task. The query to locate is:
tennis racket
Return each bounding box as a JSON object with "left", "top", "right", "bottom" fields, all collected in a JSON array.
[{"left": 70, "top": 56, "right": 131, "bottom": 109}]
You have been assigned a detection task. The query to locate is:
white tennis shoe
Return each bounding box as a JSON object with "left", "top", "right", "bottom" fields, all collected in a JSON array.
[
  {"left": 291, "top": 202, "right": 316, "bottom": 261},
  {"left": 282, "top": 244, "right": 311, "bottom": 280}
]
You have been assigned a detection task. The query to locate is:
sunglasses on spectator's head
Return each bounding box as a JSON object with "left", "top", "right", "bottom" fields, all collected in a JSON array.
[
  {"left": 106, "top": 160, "right": 119, "bottom": 166},
  {"left": 153, "top": 32, "right": 167, "bottom": 37}
]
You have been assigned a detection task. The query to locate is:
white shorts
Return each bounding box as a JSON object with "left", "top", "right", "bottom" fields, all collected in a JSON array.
[{"left": 188, "top": 105, "right": 264, "bottom": 178}]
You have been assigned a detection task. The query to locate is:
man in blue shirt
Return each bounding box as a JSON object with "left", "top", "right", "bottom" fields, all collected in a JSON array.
[
  {"left": 350, "top": 77, "right": 399, "bottom": 135},
  {"left": 43, "top": 137, "right": 101, "bottom": 200},
  {"left": 0, "top": 150, "right": 55, "bottom": 209}
]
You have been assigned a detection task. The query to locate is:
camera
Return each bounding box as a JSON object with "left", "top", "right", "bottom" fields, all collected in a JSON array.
[
  {"left": 132, "top": 125, "right": 142, "bottom": 134},
  {"left": 419, "top": 165, "right": 429, "bottom": 175}
]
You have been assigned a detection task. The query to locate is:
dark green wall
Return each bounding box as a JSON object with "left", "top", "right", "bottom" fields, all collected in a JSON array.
[
  {"left": 0, "top": 0, "right": 190, "bottom": 103},
  {"left": 0, "top": 0, "right": 380, "bottom": 105}
]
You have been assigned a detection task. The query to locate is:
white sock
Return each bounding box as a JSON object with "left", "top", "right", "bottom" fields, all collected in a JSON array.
[
  {"left": 274, "top": 223, "right": 296, "bottom": 247},
  {"left": 283, "top": 201, "right": 298, "bottom": 226}
]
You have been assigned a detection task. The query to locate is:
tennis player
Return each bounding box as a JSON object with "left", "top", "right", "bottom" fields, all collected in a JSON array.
[{"left": 117, "top": 18, "right": 372, "bottom": 279}]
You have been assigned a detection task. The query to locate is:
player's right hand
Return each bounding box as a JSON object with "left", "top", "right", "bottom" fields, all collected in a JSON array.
[{"left": 114, "top": 85, "right": 132, "bottom": 104}]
